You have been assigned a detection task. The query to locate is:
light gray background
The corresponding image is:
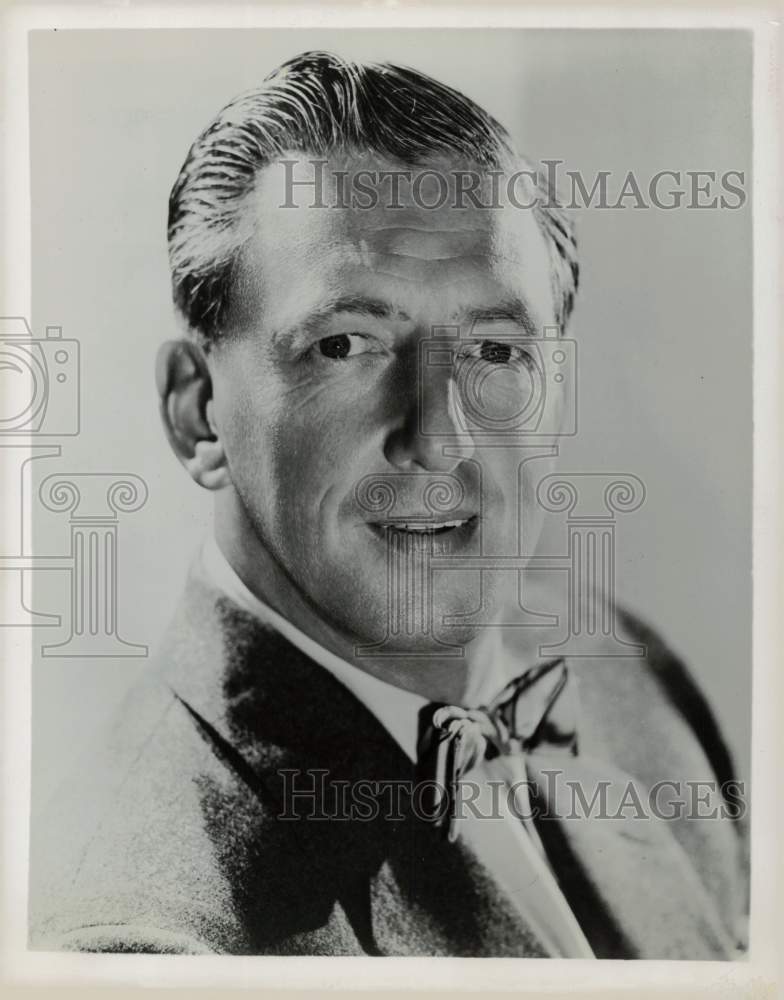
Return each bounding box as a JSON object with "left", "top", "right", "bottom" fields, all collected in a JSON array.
[{"left": 27, "top": 28, "right": 752, "bottom": 811}]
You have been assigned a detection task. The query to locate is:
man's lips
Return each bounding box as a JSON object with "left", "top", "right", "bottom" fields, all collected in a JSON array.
[{"left": 366, "top": 514, "right": 478, "bottom": 537}]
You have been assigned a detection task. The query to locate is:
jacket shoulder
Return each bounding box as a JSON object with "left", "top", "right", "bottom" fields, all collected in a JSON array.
[
  {"left": 565, "top": 606, "right": 741, "bottom": 791},
  {"left": 28, "top": 647, "right": 263, "bottom": 954},
  {"left": 616, "top": 607, "right": 740, "bottom": 791},
  {"left": 566, "top": 607, "right": 748, "bottom": 948}
]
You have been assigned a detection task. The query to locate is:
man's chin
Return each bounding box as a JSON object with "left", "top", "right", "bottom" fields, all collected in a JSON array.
[{"left": 332, "top": 592, "right": 484, "bottom": 656}]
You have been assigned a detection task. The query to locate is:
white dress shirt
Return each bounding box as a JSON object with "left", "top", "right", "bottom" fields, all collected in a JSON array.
[{"left": 198, "top": 534, "right": 594, "bottom": 958}]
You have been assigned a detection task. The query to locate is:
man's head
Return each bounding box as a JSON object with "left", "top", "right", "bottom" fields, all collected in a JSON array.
[{"left": 158, "top": 51, "right": 579, "bottom": 670}]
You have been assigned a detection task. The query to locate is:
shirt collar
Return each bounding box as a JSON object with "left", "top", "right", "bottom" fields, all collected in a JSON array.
[{"left": 198, "top": 534, "right": 428, "bottom": 762}]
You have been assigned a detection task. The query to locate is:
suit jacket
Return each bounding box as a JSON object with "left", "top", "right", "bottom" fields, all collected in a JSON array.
[{"left": 28, "top": 562, "right": 748, "bottom": 958}]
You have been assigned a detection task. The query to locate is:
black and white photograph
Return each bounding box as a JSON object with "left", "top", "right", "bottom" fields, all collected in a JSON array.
[{"left": 1, "top": 4, "right": 781, "bottom": 996}]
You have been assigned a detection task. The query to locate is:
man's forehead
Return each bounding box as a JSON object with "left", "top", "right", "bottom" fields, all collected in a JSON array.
[{"left": 229, "top": 153, "right": 554, "bottom": 334}]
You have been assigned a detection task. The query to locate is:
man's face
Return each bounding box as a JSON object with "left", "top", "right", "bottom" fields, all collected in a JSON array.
[{"left": 208, "top": 154, "right": 564, "bottom": 651}]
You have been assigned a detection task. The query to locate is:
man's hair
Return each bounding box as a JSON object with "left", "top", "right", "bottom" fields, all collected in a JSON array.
[{"left": 168, "top": 51, "right": 579, "bottom": 347}]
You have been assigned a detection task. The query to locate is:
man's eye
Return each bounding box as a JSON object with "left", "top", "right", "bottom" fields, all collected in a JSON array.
[
  {"left": 480, "top": 341, "right": 512, "bottom": 364},
  {"left": 317, "top": 333, "right": 373, "bottom": 360},
  {"left": 462, "top": 340, "right": 533, "bottom": 367}
]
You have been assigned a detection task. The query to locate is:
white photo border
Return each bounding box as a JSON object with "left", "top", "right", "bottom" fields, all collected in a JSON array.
[{"left": 1, "top": 2, "right": 781, "bottom": 996}]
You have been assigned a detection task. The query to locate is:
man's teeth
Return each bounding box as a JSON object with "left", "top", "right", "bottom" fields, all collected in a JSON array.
[{"left": 382, "top": 519, "right": 467, "bottom": 532}]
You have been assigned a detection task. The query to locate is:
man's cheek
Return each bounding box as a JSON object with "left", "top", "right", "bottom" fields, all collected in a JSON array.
[{"left": 288, "top": 412, "right": 361, "bottom": 471}]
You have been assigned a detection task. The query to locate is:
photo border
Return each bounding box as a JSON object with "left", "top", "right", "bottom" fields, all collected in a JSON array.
[{"left": 1, "top": 2, "right": 780, "bottom": 996}]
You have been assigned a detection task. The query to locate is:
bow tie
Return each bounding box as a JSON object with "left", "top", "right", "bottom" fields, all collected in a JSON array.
[{"left": 415, "top": 658, "right": 577, "bottom": 842}]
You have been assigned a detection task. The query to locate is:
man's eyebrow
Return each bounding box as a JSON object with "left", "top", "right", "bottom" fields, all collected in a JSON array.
[
  {"left": 275, "top": 295, "right": 410, "bottom": 344},
  {"left": 462, "top": 299, "right": 539, "bottom": 337},
  {"left": 326, "top": 294, "right": 409, "bottom": 321}
]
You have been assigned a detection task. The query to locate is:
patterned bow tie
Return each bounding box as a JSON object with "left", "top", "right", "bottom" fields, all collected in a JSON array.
[{"left": 415, "top": 658, "right": 577, "bottom": 842}]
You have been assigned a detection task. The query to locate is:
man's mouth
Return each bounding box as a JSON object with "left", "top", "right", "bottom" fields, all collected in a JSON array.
[
  {"left": 377, "top": 518, "right": 472, "bottom": 533},
  {"left": 367, "top": 515, "right": 478, "bottom": 540}
]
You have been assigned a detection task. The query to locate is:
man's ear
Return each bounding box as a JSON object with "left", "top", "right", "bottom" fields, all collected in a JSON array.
[{"left": 155, "top": 339, "right": 231, "bottom": 491}]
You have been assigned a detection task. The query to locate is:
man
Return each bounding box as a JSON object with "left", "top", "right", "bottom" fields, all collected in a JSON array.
[{"left": 29, "top": 51, "right": 747, "bottom": 958}]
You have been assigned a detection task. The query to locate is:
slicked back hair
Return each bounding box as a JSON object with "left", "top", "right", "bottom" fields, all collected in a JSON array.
[{"left": 168, "top": 51, "right": 579, "bottom": 348}]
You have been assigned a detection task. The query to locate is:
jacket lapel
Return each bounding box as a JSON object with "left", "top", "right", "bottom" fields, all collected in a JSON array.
[{"left": 157, "top": 566, "right": 555, "bottom": 956}]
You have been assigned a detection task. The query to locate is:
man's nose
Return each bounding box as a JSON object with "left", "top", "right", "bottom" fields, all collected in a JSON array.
[{"left": 383, "top": 362, "right": 475, "bottom": 472}]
